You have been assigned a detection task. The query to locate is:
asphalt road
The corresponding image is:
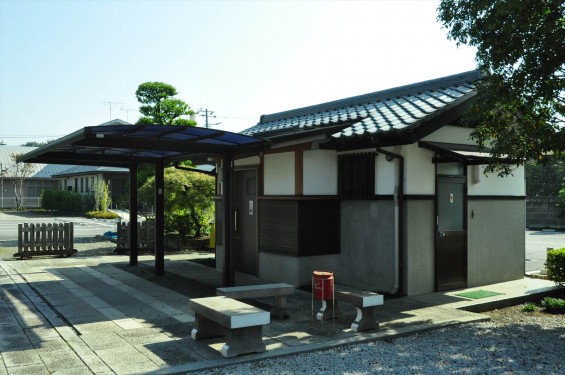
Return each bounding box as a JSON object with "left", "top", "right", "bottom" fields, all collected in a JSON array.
[
  {"left": 1, "top": 211, "right": 564, "bottom": 273},
  {"left": 525, "top": 230, "right": 565, "bottom": 273},
  {"left": 0, "top": 211, "right": 117, "bottom": 244}
]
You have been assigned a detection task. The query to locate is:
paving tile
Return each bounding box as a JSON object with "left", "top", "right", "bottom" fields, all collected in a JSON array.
[
  {"left": 73, "top": 321, "right": 121, "bottom": 334},
  {"left": 137, "top": 340, "right": 205, "bottom": 367},
  {"left": 95, "top": 346, "right": 159, "bottom": 375},
  {"left": 4, "top": 363, "right": 49, "bottom": 375},
  {"left": 0, "top": 335, "right": 33, "bottom": 352},
  {"left": 80, "top": 332, "right": 129, "bottom": 351},
  {"left": 30, "top": 337, "right": 70, "bottom": 353},
  {"left": 2, "top": 349, "right": 42, "bottom": 368},
  {"left": 38, "top": 349, "right": 84, "bottom": 372}
]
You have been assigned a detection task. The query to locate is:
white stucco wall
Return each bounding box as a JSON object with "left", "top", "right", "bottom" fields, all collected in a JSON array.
[
  {"left": 467, "top": 164, "right": 525, "bottom": 196},
  {"left": 264, "top": 152, "right": 295, "bottom": 195},
  {"left": 234, "top": 156, "right": 260, "bottom": 167},
  {"left": 303, "top": 150, "right": 337, "bottom": 195},
  {"left": 421, "top": 125, "right": 474, "bottom": 145},
  {"left": 402, "top": 145, "right": 435, "bottom": 195},
  {"left": 375, "top": 154, "right": 397, "bottom": 195}
]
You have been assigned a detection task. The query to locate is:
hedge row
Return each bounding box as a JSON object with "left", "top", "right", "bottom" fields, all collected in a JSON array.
[{"left": 41, "top": 189, "right": 95, "bottom": 213}]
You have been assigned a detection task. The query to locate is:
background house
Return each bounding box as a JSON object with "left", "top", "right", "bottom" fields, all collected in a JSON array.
[
  {"left": 214, "top": 70, "right": 526, "bottom": 296},
  {"left": 52, "top": 165, "right": 128, "bottom": 207},
  {"left": 0, "top": 145, "right": 70, "bottom": 209}
]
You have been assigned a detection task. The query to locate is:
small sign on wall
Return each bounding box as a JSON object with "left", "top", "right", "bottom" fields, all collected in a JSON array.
[
  {"left": 249, "top": 200, "right": 254, "bottom": 215},
  {"left": 449, "top": 193, "right": 454, "bottom": 203}
]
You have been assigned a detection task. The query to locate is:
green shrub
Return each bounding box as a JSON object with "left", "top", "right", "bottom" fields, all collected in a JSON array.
[
  {"left": 522, "top": 302, "right": 536, "bottom": 312},
  {"left": 85, "top": 211, "right": 120, "bottom": 219},
  {"left": 546, "top": 248, "right": 565, "bottom": 287},
  {"left": 541, "top": 297, "right": 565, "bottom": 314}
]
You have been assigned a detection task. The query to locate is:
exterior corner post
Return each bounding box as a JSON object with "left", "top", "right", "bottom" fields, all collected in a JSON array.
[{"left": 222, "top": 153, "right": 235, "bottom": 286}]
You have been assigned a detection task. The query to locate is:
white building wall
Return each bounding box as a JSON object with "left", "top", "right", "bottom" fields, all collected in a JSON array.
[
  {"left": 234, "top": 156, "right": 260, "bottom": 167},
  {"left": 264, "top": 152, "right": 295, "bottom": 195},
  {"left": 467, "top": 165, "right": 525, "bottom": 196},
  {"left": 303, "top": 150, "right": 337, "bottom": 195},
  {"left": 422, "top": 125, "right": 474, "bottom": 145},
  {"left": 402, "top": 144, "right": 435, "bottom": 195},
  {"left": 375, "top": 154, "right": 397, "bottom": 195}
]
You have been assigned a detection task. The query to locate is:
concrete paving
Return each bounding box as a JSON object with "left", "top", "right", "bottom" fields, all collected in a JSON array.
[{"left": 0, "top": 254, "right": 560, "bottom": 375}]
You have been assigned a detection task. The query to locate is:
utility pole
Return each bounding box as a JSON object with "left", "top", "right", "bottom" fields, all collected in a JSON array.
[
  {"left": 102, "top": 101, "right": 123, "bottom": 120},
  {"left": 197, "top": 108, "right": 222, "bottom": 128}
]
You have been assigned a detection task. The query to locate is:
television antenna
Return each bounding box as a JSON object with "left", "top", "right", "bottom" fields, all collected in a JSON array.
[{"left": 102, "top": 100, "right": 123, "bottom": 120}]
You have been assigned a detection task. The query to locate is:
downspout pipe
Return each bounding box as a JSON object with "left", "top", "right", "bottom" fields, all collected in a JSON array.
[{"left": 376, "top": 147, "right": 404, "bottom": 296}]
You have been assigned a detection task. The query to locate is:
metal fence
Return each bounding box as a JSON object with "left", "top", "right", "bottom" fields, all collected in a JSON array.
[{"left": 1, "top": 196, "right": 42, "bottom": 209}]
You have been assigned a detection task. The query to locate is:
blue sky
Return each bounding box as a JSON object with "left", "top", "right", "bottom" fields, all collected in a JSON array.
[{"left": 0, "top": 0, "right": 477, "bottom": 146}]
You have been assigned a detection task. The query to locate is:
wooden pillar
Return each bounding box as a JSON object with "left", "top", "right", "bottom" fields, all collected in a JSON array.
[
  {"left": 223, "top": 154, "right": 235, "bottom": 286},
  {"left": 129, "top": 163, "right": 138, "bottom": 266},
  {"left": 155, "top": 161, "right": 165, "bottom": 276}
]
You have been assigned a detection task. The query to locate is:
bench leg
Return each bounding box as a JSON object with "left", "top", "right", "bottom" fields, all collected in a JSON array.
[
  {"left": 191, "top": 314, "right": 225, "bottom": 340},
  {"left": 271, "top": 296, "right": 289, "bottom": 319},
  {"left": 222, "top": 325, "right": 266, "bottom": 358},
  {"left": 351, "top": 306, "right": 379, "bottom": 332},
  {"left": 316, "top": 300, "right": 342, "bottom": 321}
]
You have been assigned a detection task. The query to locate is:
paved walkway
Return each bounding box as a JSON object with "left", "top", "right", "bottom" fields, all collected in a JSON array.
[{"left": 0, "top": 255, "right": 560, "bottom": 374}]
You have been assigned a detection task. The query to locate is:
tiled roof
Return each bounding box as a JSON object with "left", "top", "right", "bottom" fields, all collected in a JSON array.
[
  {"left": 242, "top": 70, "right": 481, "bottom": 139},
  {"left": 0, "top": 146, "right": 71, "bottom": 179},
  {"left": 52, "top": 165, "right": 128, "bottom": 177}
]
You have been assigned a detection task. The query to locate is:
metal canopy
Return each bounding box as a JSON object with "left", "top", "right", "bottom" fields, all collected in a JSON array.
[
  {"left": 419, "top": 141, "right": 494, "bottom": 165},
  {"left": 17, "top": 124, "right": 266, "bottom": 166},
  {"left": 17, "top": 124, "right": 265, "bottom": 284}
]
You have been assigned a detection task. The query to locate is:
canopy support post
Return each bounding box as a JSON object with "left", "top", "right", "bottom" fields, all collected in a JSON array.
[
  {"left": 155, "top": 161, "right": 165, "bottom": 276},
  {"left": 129, "top": 162, "right": 138, "bottom": 266}
]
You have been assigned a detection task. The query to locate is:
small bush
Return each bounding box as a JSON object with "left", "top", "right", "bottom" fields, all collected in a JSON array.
[
  {"left": 86, "top": 211, "right": 120, "bottom": 219},
  {"left": 541, "top": 297, "right": 565, "bottom": 314},
  {"left": 545, "top": 248, "right": 565, "bottom": 287},
  {"left": 522, "top": 302, "right": 536, "bottom": 312}
]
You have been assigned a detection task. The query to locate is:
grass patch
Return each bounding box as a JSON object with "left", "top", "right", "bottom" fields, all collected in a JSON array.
[
  {"left": 455, "top": 290, "right": 504, "bottom": 299},
  {"left": 542, "top": 297, "right": 565, "bottom": 314},
  {"left": 522, "top": 302, "right": 537, "bottom": 312}
]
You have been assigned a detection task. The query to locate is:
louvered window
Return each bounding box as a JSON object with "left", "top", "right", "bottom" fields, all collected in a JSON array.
[{"left": 338, "top": 153, "right": 375, "bottom": 199}]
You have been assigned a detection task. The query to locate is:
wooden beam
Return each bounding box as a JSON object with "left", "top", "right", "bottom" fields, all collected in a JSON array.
[{"left": 295, "top": 150, "right": 303, "bottom": 196}]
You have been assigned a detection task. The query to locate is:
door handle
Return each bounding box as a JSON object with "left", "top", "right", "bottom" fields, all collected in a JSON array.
[{"left": 438, "top": 231, "right": 446, "bottom": 237}]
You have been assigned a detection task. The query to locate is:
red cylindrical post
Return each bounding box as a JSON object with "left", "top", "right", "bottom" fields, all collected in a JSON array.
[{"left": 313, "top": 271, "right": 334, "bottom": 300}]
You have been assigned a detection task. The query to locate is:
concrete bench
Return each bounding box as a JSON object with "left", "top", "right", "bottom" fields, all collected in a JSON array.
[
  {"left": 189, "top": 296, "right": 270, "bottom": 358},
  {"left": 316, "top": 285, "right": 384, "bottom": 332},
  {"left": 216, "top": 283, "right": 294, "bottom": 319}
]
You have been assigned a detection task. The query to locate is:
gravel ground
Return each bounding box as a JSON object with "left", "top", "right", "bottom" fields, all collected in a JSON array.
[{"left": 199, "top": 304, "right": 564, "bottom": 375}]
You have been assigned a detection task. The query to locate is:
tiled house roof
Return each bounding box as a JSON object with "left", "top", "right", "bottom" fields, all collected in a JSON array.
[{"left": 242, "top": 70, "right": 481, "bottom": 140}]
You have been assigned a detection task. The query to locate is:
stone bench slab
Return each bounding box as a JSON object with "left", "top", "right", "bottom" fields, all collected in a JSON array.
[
  {"left": 188, "top": 296, "right": 270, "bottom": 358},
  {"left": 216, "top": 283, "right": 294, "bottom": 319}
]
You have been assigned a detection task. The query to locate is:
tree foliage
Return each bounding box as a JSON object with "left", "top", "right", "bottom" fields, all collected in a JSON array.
[
  {"left": 438, "top": 0, "right": 565, "bottom": 174},
  {"left": 525, "top": 160, "right": 565, "bottom": 196},
  {"left": 135, "top": 82, "right": 196, "bottom": 126},
  {"left": 138, "top": 167, "right": 215, "bottom": 237}
]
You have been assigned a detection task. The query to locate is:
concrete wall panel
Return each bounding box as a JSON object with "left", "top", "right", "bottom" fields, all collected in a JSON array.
[{"left": 467, "top": 199, "right": 525, "bottom": 286}]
